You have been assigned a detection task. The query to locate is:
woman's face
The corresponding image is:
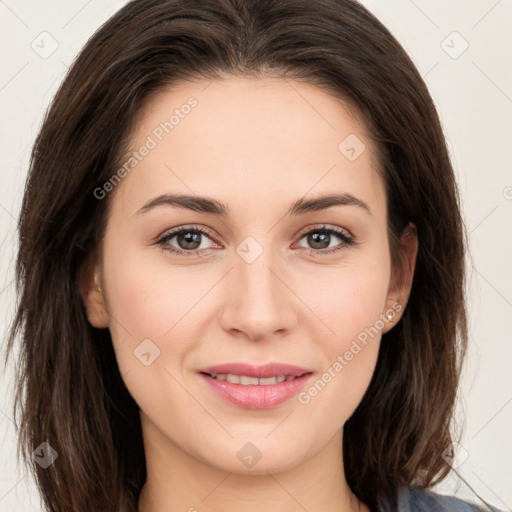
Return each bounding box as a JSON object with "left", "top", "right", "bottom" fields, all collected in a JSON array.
[{"left": 83, "top": 76, "right": 416, "bottom": 475}]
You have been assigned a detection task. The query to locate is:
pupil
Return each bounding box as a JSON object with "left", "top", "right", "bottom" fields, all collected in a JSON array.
[
  {"left": 309, "top": 232, "right": 329, "bottom": 249},
  {"left": 179, "top": 232, "right": 201, "bottom": 250}
]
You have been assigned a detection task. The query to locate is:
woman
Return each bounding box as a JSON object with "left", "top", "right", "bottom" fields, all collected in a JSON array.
[{"left": 5, "top": 0, "right": 503, "bottom": 511}]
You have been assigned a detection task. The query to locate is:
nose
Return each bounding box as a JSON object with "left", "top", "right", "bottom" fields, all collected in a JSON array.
[{"left": 219, "top": 245, "right": 298, "bottom": 342}]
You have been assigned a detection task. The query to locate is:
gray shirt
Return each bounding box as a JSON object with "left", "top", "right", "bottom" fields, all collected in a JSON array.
[{"left": 377, "top": 486, "right": 506, "bottom": 512}]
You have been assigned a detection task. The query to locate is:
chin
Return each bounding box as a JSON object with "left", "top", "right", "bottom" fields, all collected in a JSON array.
[{"left": 198, "top": 439, "right": 312, "bottom": 476}]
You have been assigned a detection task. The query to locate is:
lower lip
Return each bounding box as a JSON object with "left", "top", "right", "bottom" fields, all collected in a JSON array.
[{"left": 199, "top": 372, "right": 313, "bottom": 409}]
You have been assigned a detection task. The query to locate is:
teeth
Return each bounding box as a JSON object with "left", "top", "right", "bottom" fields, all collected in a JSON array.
[
  {"left": 210, "top": 373, "right": 296, "bottom": 385},
  {"left": 259, "top": 377, "right": 279, "bottom": 385},
  {"left": 240, "top": 375, "right": 259, "bottom": 385}
]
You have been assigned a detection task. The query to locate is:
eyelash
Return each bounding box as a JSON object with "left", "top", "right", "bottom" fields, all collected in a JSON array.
[{"left": 155, "top": 224, "right": 356, "bottom": 257}]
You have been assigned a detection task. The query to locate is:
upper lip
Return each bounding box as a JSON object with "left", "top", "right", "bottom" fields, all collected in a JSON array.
[{"left": 198, "top": 363, "right": 312, "bottom": 379}]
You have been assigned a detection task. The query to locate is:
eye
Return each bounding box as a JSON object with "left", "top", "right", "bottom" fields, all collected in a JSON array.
[
  {"left": 294, "top": 225, "right": 355, "bottom": 256},
  {"left": 155, "top": 224, "right": 356, "bottom": 257},
  {"left": 155, "top": 225, "right": 218, "bottom": 256}
]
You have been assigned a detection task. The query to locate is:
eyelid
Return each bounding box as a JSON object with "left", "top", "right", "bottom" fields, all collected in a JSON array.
[{"left": 295, "top": 223, "right": 354, "bottom": 240}]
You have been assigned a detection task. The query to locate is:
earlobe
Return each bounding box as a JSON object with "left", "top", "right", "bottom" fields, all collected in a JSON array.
[
  {"left": 382, "top": 222, "right": 418, "bottom": 334},
  {"left": 381, "top": 298, "right": 403, "bottom": 334},
  {"left": 78, "top": 254, "right": 109, "bottom": 328}
]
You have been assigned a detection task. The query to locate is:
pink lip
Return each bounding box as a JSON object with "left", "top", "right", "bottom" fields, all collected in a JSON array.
[{"left": 198, "top": 362, "right": 313, "bottom": 409}]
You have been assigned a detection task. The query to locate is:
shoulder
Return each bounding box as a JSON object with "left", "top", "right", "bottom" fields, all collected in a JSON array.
[{"left": 379, "top": 486, "right": 505, "bottom": 512}]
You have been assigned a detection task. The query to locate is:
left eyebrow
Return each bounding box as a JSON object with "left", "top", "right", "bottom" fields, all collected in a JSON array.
[
  {"left": 288, "top": 193, "right": 372, "bottom": 216},
  {"left": 135, "top": 192, "right": 372, "bottom": 217}
]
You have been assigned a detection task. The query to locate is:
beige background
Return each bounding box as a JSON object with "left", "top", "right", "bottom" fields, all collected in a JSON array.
[{"left": 1, "top": 0, "right": 511, "bottom": 510}]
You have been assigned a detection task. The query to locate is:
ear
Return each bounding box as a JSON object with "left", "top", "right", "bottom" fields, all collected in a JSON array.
[
  {"left": 382, "top": 222, "right": 418, "bottom": 334},
  {"left": 78, "top": 252, "right": 109, "bottom": 328}
]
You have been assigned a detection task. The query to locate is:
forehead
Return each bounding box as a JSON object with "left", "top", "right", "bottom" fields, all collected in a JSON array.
[{"left": 112, "top": 76, "right": 386, "bottom": 220}]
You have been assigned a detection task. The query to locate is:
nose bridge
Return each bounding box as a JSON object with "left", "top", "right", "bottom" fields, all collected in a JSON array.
[
  {"left": 237, "top": 254, "right": 279, "bottom": 304},
  {"left": 222, "top": 237, "right": 296, "bottom": 338}
]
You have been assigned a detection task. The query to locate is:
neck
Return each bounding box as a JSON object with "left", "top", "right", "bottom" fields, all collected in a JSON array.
[{"left": 137, "top": 416, "right": 368, "bottom": 512}]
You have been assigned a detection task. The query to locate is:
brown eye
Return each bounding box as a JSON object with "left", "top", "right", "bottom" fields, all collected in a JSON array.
[
  {"left": 296, "top": 226, "right": 355, "bottom": 256},
  {"left": 156, "top": 226, "right": 217, "bottom": 256},
  {"left": 175, "top": 231, "right": 203, "bottom": 250},
  {"left": 306, "top": 231, "right": 331, "bottom": 250}
]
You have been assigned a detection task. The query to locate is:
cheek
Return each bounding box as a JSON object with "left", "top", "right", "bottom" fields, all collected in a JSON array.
[
  {"left": 100, "top": 237, "right": 211, "bottom": 369},
  {"left": 331, "top": 274, "right": 389, "bottom": 345},
  {"left": 303, "top": 251, "right": 391, "bottom": 348},
  {"left": 101, "top": 251, "right": 208, "bottom": 417},
  {"left": 297, "top": 255, "right": 390, "bottom": 412}
]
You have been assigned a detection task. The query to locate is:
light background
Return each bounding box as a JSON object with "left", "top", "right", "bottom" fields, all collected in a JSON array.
[{"left": 0, "top": 0, "right": 511, "bottom": 510}]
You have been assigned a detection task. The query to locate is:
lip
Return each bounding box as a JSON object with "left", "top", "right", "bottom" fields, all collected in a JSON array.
[{"left": 198, "top": 362, "right": 314, "bottom": 409}]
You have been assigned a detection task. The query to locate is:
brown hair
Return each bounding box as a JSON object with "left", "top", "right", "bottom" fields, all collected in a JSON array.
[{"left": 4, "top": 0, "right": 468, "bottom": 511}]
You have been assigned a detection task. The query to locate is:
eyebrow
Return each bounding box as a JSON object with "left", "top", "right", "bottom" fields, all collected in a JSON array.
[{"left": 135, "top": 192, "right": 372, "bottom": 217}]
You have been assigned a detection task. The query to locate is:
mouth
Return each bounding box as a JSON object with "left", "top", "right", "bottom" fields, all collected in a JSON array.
[
  {"left": 197, "top": 363, "right": 314, "bottom": 409},
  {"left": 204, "top": 373, "right": 303, "bottom": 385}
]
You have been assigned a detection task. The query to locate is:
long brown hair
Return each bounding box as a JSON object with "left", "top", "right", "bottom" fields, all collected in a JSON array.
[{"left": 4, "top": 1, "right": 468, "bottom": 511}]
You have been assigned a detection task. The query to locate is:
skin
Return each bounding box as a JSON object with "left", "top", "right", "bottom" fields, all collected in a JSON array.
[{"left": 80, "top": 76, "right": 417, "bottom": 512}]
